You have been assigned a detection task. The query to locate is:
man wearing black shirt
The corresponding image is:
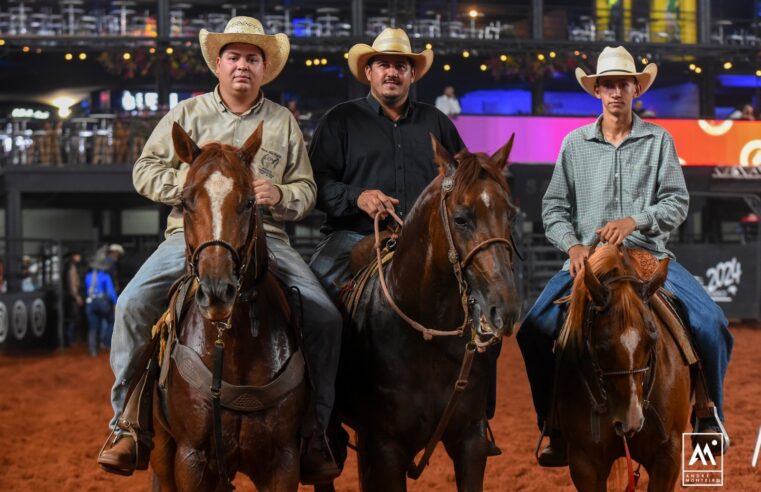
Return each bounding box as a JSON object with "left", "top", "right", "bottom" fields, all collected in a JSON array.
[{"left": 309, "top": 28, "right": 463, "bottom": 297}]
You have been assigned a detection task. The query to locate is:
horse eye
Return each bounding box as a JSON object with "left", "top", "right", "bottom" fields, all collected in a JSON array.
[
  {"left": 245, "top": 198, "right": 254, "bottom": 209},
  {"left": 453, "top": 216, "right": 468, "bottom": 227}
]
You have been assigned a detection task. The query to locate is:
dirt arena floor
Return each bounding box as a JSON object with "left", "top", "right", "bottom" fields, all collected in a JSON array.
[{"left": 1, "top": 324, "right": 759, "bottom": 491}]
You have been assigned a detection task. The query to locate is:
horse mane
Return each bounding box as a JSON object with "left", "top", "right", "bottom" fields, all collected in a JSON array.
[
  {"left": 450, "top": 150, "right": 511, "bottom": 203},
  {"left": 557, "top": 244, "right": 645, "bottom": 351}
]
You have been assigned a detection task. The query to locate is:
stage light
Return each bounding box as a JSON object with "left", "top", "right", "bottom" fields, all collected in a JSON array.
[
  {"left": 0, "top": 39, "right": 5, "bottom": 46},
  {"left": 443, "top": 64, "right": 451, "bottom": 71},
  {"left": 149, "top": 47, "right": 156, "bottom": 54},
  {"left": 305, "top": 60, "right": 312, "bottom": 66},
  {"left": 123, "top": 52, "right": 131, "bottom": 60},
  {"left": 689, "top": 63, "right": 696, "bottom": 71},
  {"left": 78, "top": 53, "right": 86, "bottom": 60},
  {"left": 500, "top": 54, "right": 507, "bottom": 62},
  {"left": 343, "top": 52, "right": 348, "bottom": 59},
  {"left": 695, "top": 66, "right": 702, "bottom": 74},
  {"left": 165, "top": 47, "right": 174, "bottom": 55},
  {"left": 35, "top": 48, "right": 42, "bottom": 54},
  {"left": 581, "top": 53, "right": 588, "bottom": 59},
  {"left": 320, "top": 58, "right": 327, "bottom": 65},
  {"left": 549, "top": 51, "right": 556, "bottom": 58},
  {"left": 480, "top": 64, "right": 487, "bottom": 71},
  {"left": 462, "top": 50, "right": 470, "bottom": 58},
  {"left": 756, "top": 69, "right": 761, "bottom": 77},
  {"left": 641, "top": 57, "right": 648, "bottom": 64},
  {"left": 723, "top": 61, "right": 732, "bottom": 70},
  {"left": 22, "top": 46, "right": 30, "bottom": 53},
  {"left": 425, "top": 43, "right": 432, "bottom": 50},
  {"left": 574, "top": 50, "right": 580, "bottom": 56},
  {"left": 537, "top": 53, "right": 545, "bottom": 61},
  {"left": 469, "top": 10, "right": 478, "bottom": 18},
  {"left": 64, "top": 53, "right": 73, "bottom": 61},
  {"left": 312, "top": 58, "right": 320, "bottom": 65}
]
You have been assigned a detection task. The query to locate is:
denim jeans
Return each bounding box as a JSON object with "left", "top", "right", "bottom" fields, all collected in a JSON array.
[
  {"left": 517, "top": 260, "right": 733, "bottom": 429},
  {"left": 109, "top": 232, "right": 342, "bottom": 432},
  {"left": 86, "top": 303, "right": 112, "bottom": 354},
  {"left": 308, "top": 230, "right": 365, "bottom": 301}
]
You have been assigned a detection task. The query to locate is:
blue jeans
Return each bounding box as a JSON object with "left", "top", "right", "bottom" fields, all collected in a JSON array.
[
  {"left": 109, "top": 232, "right": 342, "bottom": 432},
  {"left": 308, "top": 230, "right": 365, "bottom": 301},
  {"left": 86, "top": 303, "right": 112, "bottom": 354},
  {"left": 517, "top": 260, "right": 733, "bottom": 429}
]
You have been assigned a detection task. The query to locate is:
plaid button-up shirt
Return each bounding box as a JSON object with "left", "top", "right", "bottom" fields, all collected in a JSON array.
[{"left": 542, "top": 114, "right": 688, "bottom": 268}]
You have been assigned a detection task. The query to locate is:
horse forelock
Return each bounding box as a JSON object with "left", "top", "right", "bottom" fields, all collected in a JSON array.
[
  {"left": 559, "top": 245, "right": 648, "bottom": 351},
  {"left": 450, "top": 150, "right": 511, "bottom": 208}
]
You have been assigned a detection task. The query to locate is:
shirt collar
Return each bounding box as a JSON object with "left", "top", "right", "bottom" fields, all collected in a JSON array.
[
  {"left": 583, "top": 113, "right": 653, "bottom": 142},
  {"left": 214, "top": 85, "right": 265, "bottom": 116},
  {"left": 365, "top": 92, "right": 414, "bottom": 120}
]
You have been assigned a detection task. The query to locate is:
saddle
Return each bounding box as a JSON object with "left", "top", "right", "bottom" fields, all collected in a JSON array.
[{"left": 340, "top": 232, "right": 395, "bottom": 319}]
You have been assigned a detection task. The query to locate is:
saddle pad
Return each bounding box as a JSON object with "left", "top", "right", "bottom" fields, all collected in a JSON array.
[
  {"left": 341, "top": 249, "right": 394, "bottom": 319},
  {"left": 652, "top": 290, "right": 699, "bottom": 366}
]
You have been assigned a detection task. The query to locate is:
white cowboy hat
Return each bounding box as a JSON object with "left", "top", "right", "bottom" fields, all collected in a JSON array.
[
  {"left": 199, "top": 16, "right": 290, "bottom": 85},
  {"left": 347, "top": 28, "right": 433, "bottom": 85},
  {"left": 108, "top": 244, "right": 125, "bottom": 255},
  {"left": 575, "top": 46, "right": 657, "bottom": 97}
]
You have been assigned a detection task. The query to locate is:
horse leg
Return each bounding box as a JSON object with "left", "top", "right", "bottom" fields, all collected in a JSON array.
[
  {"left": 150, "top": 417, "right": 177, "bottom": 492},
  {"left": 313, "top": 483, "right": 336, "bottom": 492},
  {"left": 645, "top": 440, "right": 681, "bottom": 492},
  {"left": 357, "top": 434, "right": 407, "bottom": 492},
  {"left": 173, "top": 444, "right": 218, "bottom": 492},
  {"left": 568, "top": 452, "right": 607, "bottom": 492},
  {"left": 250, "top": 447, "right": 300, "bottom": 492},
  {"left": 443, "top": 422, "right": 488, "bottom": 492}
]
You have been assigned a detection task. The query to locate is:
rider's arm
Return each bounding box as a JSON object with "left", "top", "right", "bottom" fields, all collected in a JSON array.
[
  {"left": 269, "top": 111, "right": 317, "bottom": 222},
  {"left": 132, "top": 110, "right": 188, "bottom": 207},
  {"left": 629, "top": 132, "right": 689, "bottom": 236},
  {"left": 309, "top": 111, "right": 364, "bottom": 217},
  {"left": 543, "top": 136, "right": 581, "bottom": 253}
]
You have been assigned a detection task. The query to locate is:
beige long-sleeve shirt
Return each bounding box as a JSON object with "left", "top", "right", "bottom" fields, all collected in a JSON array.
[{"left": 133, "top": 86, "right": 316, "bottom": 243}]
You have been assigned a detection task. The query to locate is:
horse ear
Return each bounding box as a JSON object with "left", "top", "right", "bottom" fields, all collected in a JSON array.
[
  {"left": 430, "top": 133, "right": 456, "bottom": 177},
  {"left": 490, "top": 133, "right": 515, "bottom": 171},
  {"left": 583, "top": 258, "right": 609, "bottom": 307},
  {"left": 642, "top": 258, "right": 669, "bottom": 299},
  {"left": 239, "top": 121, "right": 264, "bottom": 165},
  {"left": 172, "top": 122, "right": 201, "bottom": 164}
]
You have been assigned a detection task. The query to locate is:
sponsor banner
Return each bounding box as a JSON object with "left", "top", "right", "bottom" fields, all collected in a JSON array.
[{"left": 454, "top": 116, "right": 761, "bottom": 166}]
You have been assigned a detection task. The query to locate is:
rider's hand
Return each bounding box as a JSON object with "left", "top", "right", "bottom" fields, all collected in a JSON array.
[
  {"left": 357, "top": 190, "right": 399, "bottom": 219},
  {"left": 253, "top": 178, "right": 282, "bottom": 206},
  {"left": 568, "top": 244, "right": 591, "bottom": 278},
  {"left": 596, "top": 217, "right": 636, "bottom": 246}
]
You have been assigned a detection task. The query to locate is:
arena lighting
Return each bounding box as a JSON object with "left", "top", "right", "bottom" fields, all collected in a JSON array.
[
  {"left": 149, "top": 47, "right": 156, "bottom": 54},
  {"left": 723, "top": 61, "right": 732, "bottom": 70},
  {"left": 312, "top": 57, "right": 319, "bottom": 65},
  {"left": 425, "top": 43, "right": 432, "bottom": 50},
  {"left": 443, "top": 63, "right": 451, "bottom": 71},
  {"left": 35, "top": 48, "right": 42, "bottom": 54},
  {"left": 537, "top": 53, "right": 545, "bottom": 61},
  {"left": 64, "top": 53, "right": 73, "bottom": 61},
  {"left": 52, "top": 96, "right": 76, "bottom": 119},
  {"left": 22, "top": 46, "right": 30, "bottom": 53},
  {"left": 78, "top": 53, "right": 86, "bottom": 60},
  {"left": 757, "top": 69, "right": 761, "bottom": 77},
  {"left": 469, "top": 9, "right": 478, "bottom": 18},
  {"left": 581, "top": 53, "right": 588, "bottom": 59},
  {"left": 500, "top": 54, "right": 507, "bottom": 61},
  {"left": 462, "top": 50, "right": 470, "bottom": 58},
  {"left": 480, "top": 64, "right": 487, "bottom": 71},
  {"left": 641, "top": 57, "right": 648, "bottom": 64},
  {"left": 0, "top": 39, "right": 5, "bottom": 46},
  {"left": 695, "top": 66, "right": 702, "bottom": 74},
  {"left": 320, "top": 58, "right": 327, "bottom": 65},
  {"left": 573, "top": 50, "right": 580, "bottom": 56},
  {"left": 305, "top": 59, "right": 312, "bottom": 66},
  {"left": 165, "top": 47, "right": 174, "bottom": 55},
  {"left": 343, "top": 52, "right": 348, "bottom": 59},
  {"left": 123, "top": 52, "right": 131, "bottom": 60},
  {"left": 549, "top": 51, "right": 556, "bottom": 58},
  {"left": 689, "top": 63, "right": 696, "bottom": 71}
]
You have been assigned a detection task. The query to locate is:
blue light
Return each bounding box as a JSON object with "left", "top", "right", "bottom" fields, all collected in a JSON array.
[{"left": 718, "top": 75, "right": 761, "bottom": 88}]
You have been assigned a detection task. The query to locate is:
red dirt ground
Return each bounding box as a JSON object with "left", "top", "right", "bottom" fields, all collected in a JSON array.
[{"left": 1, "top": 325, "right": 759, "bottom": 491}]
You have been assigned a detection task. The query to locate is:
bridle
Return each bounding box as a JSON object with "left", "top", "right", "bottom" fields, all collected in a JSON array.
[{"left": 374, "top": 167, "right": 521, "bottom": 348}]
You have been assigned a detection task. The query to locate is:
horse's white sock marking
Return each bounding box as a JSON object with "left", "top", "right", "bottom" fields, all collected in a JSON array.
[{"left": 204, "top": 171, "right": 233, "bottom": 240}]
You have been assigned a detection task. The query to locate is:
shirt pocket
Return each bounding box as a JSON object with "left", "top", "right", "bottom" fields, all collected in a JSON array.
[
  {"left": 621, "top": 146, "right": 657, "bottom": 204},
  {"left": 253, "top": 136, "right": 288, "bottom": 184}
]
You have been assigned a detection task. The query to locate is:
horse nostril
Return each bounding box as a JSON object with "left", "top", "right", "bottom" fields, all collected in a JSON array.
[
  {"left": 489, "top": 306, "right": 504, "bottom": 331},
  {"left": 613, "top": 421, "right": 625, "bottom": 436},
  {"left": 224, "top": 282, "right": 237, "bottom": 302}
]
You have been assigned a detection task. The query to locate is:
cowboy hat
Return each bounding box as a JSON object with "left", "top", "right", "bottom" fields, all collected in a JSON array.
[
  {"left": 575, "top": 46, "right": 657, "bottom": 97},
  {"left": 347, "top": 28, "right": 433, "bottom": 84},
  {"left": 108, "top": 244, "right": 125, "bottom": 256},
  {"left": 199, "top": 16, "right": 290, "bottom": 85}
]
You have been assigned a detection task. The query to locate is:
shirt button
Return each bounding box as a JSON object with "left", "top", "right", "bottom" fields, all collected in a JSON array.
[
  {"left": 394, "top": 123, "right": 398, "bottom": 128},
  {"left": 397, "top": 144, "right": 401, "bottom": 148},
  {"left": 615, "top": 173, "right": 619, "bottom": 177}
]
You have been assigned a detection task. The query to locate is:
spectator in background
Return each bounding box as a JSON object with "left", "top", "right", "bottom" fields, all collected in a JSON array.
[
  {"left": 633, "top": 99, "right": 656, "bottom": 117},
  {"left": 435, "top": 85, "right": 461, "bottom": 118},
  {"left": 84, "top": 256, "right": 118, "bottom": 357},
  {"left": 64, "top": 250, "right": 84, "bottom": 346},
  {"left": 729, "top": 103, "right": 756, "bottom": 121},
  {"left": 106, "top": 244, "right": 125, "bottom": 293},
  {"left": 287, "top": 99, "right": 301, "bottom": 119}
]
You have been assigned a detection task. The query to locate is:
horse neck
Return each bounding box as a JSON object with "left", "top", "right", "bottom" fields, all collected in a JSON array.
[{"left": 386, "top": 189, "right": 464, "bottom": 325}]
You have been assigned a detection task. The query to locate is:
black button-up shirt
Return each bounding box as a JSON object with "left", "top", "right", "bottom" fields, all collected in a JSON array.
[{"left": 309, "top": 93, "right": 465, "bottom": 235}]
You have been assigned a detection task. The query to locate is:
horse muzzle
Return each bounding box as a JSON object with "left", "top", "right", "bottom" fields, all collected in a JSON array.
[{"left": 196, "top": 277, "right": 238, "bottom": 321}]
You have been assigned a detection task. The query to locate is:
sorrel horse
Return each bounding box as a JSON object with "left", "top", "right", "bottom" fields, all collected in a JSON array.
[
  {"left": 150, "top": 123, "right": 307, "bottom": 491},
  {"left": 323, "top": 136, "right": 521, "bottom": 492},
  {"left": 553, "top": 244, "right": 691, "bottom": 491}
]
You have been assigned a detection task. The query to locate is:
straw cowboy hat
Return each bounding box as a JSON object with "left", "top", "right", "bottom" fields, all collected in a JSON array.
[
  {"left": 199, "top": 16, "right": 290, "bottom": 85},
  {"left": 575, "top": 46, "right": 657, "bottom": 97},
  {"left": 347, "top": 28, "right": 433, "bottom": 84}
]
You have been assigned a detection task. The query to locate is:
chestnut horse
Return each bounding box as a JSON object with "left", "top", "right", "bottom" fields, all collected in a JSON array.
[
  {"left": 150, "top": 123, "right": 307, "bottom": 491},
  {"left": 323, "top": 136, "right": 521, "bottom": 492},
  {"left": 554, "top": 244, "right": 690, "bottom": 491}
]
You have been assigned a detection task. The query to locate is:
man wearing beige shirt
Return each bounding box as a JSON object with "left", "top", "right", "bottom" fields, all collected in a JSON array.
[{"left": 98, "top": 17, "right": 342, "bottom": 483}]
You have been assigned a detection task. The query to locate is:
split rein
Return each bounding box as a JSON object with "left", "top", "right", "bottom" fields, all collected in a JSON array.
[{"left": 373, "top": 174, "right": 518, "bottom": 350}]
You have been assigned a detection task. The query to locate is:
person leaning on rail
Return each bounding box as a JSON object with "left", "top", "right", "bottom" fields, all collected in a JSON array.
[
  {"left": 96, "top": 16, "right": 343, "bottom": 484},
  {"left": 516, "top": 45, "right": 733, "bottom": 467}
]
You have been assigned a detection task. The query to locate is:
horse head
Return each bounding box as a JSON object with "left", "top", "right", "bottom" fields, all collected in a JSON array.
[
  {"left": 172, "top": 122, "right": 263, "bottom": 322},
  {"left": 579, "top": 244, "right": 668, "bottom": 437},
  {"left": 430, "top": 134, "right": 521, "bottom": 344}
]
